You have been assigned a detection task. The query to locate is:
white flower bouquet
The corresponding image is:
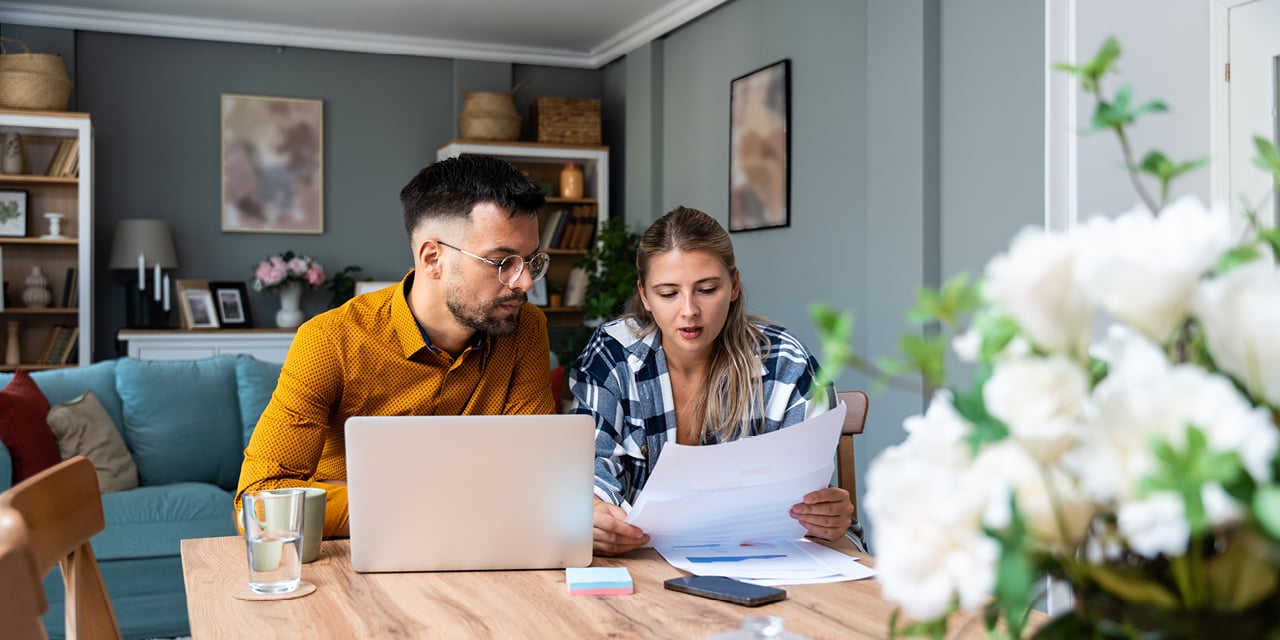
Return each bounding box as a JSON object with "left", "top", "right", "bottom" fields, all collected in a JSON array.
[{"left": 813, "top": 39, "right": 1280, "bottom": 638}]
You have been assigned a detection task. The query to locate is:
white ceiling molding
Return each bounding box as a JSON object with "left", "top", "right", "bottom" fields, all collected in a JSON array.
[
  {"left": 0, "top": 0, "right": 729, "bottom": 69},
  {"left": 587, "top": 0, "right": 729, "bottom": 67}
]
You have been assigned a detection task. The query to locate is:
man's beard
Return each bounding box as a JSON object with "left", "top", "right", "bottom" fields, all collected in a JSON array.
[{"left": 445, "top": 281, "right": 525, "bottom": 337}]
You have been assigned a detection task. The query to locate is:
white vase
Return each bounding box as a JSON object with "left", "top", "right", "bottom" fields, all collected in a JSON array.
[
  {"left": 22, "top": 265, "right": 51, "bottom": 308},
  {"left": 3, "top": 133, "right": 22, "bottom": 175},
  {"left": 275, "top": 281, "right": 304, "bottom": 329}
]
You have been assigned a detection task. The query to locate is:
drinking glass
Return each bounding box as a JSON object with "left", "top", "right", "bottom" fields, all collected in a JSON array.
[{"left": 242, "top": 489, "right": 305, "bottom": 594}]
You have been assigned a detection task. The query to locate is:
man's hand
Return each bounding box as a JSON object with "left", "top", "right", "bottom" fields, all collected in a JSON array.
[
  {"left": 592, "top": 498, "right": 649, "bottom": 556},
  {"left": 790, "top": 487, "right": 854, "bottom": 541}
]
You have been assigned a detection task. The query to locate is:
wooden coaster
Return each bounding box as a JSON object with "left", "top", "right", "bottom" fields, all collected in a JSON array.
[{"left": 231, "top": 581, "right": 317, "bottom": 601}]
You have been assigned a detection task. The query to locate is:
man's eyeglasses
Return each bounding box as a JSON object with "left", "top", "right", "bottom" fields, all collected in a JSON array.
[{"left": 437, "top": 241, "right": 550, "bottom": 287}]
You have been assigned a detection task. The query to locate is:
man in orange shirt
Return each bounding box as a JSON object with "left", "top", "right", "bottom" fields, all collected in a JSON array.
[{"left": 237, "top": 155, "right": 557, "bottom": 536}]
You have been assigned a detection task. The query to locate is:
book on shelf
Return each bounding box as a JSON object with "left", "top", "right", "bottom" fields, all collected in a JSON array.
[
  {"left": 41, "top": 325, "right": 78, "bottom": 365},
  {"left": 58, "top": 138, "right": 80, "bottom": 177},
  {"left": 61, "top": 267, "right": 78, "bottom": 308},
  {"left": 46, "top": 139, "right": 71, "bottom": 176},
  {"left": 540, "top": 209, "right": 565, "bottom": 250}
]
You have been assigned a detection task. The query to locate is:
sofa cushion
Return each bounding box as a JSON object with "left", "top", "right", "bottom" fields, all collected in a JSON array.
[
  {"left": 115, "top": 357, "right": 243, "bottom": 489},
  {"left": 94, "top": 482, "right": 238, "bottom": 561},
  {"left": 22, "top": 359, "right": 124, "bottom": 428},
  {"left": 0, "top": 370, "right": 61, "bottom": 482},
  {"left": 235, "top": 354, "right": 282, "bottom": 446},
  {"left": 47, "top": 389, "right": 140, "bottom": 493}
]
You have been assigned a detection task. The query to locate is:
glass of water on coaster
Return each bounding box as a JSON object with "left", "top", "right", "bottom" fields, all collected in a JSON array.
[{"left": 242, "top": 489, "right": 305, "bottom": 594}]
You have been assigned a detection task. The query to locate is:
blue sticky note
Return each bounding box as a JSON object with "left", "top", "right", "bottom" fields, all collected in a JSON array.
[{"left": 566, "top": 567, "right": 633, "bottom": 596}]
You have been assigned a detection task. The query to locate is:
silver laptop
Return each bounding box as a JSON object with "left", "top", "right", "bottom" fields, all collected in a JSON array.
[{"left": 344, "top": 414, "right": 595, "bottom": 572}]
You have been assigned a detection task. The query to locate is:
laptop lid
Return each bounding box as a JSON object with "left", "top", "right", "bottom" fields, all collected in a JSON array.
[{"left": 345, "top": 414, "right": 595, "bottom": 572}]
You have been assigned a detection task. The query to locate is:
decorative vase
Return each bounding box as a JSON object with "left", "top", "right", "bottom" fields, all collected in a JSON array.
[
  {"left": 22, "top": 265, "right": 51, "bottom": 308},
  {"left": 560, "top": 162, "right": 584, "bottom": 199},
  {"left": 275, "top": 281, "right": 304, "bottom": 329},
  {"left": 3, "top": 132, "right": 22, "bottom": 175},
  {"left": 5, "top": 320, "right": 19, "bottom": 365},
  {"left": 42, "top": 212, "right": 65, "bottom": 238}
]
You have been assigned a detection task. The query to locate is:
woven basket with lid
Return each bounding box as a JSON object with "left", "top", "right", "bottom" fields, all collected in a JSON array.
[
  {"left": 0, "top": 37, "right": 73, "bottom": 111},
  {"left": 458, "top": 84, "right": 524, "bottom": 141}
]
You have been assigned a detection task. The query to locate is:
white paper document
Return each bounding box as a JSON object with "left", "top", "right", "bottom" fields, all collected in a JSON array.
[
  {"left": 626, "top": 402, "right": 845, "bottom": 547},
  {"left": 655, "top": 538, "right": 877, "bottom": 585}
]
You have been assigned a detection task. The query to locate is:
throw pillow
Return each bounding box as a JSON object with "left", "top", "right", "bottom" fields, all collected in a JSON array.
[
  {"left": 0, "top": 369, "right": 61, "bottom": 482},
  {"left": 46, "top": 389, "right": 139, "bottom": 493}
]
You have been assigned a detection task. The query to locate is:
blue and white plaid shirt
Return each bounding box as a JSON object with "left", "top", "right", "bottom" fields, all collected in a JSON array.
[{"left": 569, "top": 318, "right": 822, "bottom": 508}]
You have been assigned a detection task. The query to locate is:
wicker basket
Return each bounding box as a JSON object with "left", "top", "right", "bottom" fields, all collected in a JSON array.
[
  {"left": 531, "top": 97, "right": 601, "bottom": 145},
  {"left": 458, "top": 90, "right": 522, "bottom": 141},
  {"left": 0, "top": 37, "right": 72, "bottom": 111}
]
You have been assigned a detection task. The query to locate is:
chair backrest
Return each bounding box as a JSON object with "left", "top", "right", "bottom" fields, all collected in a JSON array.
[
  {"left": 0, "top": 456, "right": 121, "bottom": 640},
  {"left": 0, "top": 509, "right": 48, "bottom": 640},
  {"left": 835, "top": 390, "right": 869, "bottom": 518}
]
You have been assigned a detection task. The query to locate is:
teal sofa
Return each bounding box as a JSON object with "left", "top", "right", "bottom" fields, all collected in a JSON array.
[{"left": 0, "top": 354, "right": 281, "bottom": 640}]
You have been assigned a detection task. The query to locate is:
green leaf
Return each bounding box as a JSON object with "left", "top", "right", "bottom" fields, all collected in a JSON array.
[
  {"left": 952, "top": 373, "right": 1009, "bottom": 455},
  {"left": 972, "top": 312, "right": 1019, "bottom": 363},
  {"left": 1216, "top": 245, "right": 1263, "bottom": 275},
  {"left": 899, "top": 333, "right": 948, "bottom": 390},
  {"left": 1139, "top": 424, "right": 1245, "bottom": 535},
  {"left": 1080, "top": 564, "right": 1180, "bottom": 609},
  {"left": 1255, "top": 486, "right": 1280, "bottom": 540},
  {"left": 1204, "top": 528, "right": 1280, "bottom": 610},
  {"left": 1252, "top": 136, "right": 1280, "bottom": 187}
]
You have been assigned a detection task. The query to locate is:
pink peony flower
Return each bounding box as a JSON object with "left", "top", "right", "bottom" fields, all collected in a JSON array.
[{"left": 251, "top": 251, "right": 327, "bottom": 292}]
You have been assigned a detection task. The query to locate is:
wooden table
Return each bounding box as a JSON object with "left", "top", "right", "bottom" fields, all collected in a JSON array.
[{"left": 181, "top": 536, "right": 994, "bottom": 639}]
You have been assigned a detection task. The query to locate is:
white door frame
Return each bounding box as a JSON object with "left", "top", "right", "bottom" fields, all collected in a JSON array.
[
  {"left": 1045, "top": 0, "right": 1078, "bottom": 232},
  {"left": 1210, "top": 0, "right": 1262, "bottom": 220}
]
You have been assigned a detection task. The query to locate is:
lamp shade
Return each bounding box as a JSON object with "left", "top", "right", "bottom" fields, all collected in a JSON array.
[{"left": 108, "top": 219, "right": 179, "bottom": 270}]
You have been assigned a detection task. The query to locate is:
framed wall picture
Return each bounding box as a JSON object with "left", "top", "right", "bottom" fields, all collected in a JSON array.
[
  {"left": 221, "top": 93, "right": 324, "bottom": 234},
  {"left": 0, "top": 189, "right": 28, "bottom": 237},
  {"left": 729, "top": 59, "right": 791, "bottom": 232},
  {"left": 208, "top": 281, "right": 254, "bottom": 328}
]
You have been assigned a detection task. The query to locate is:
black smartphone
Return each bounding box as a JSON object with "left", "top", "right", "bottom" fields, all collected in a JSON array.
[{"left": 663, "top": 575, "right": 787, "bottom": 607}]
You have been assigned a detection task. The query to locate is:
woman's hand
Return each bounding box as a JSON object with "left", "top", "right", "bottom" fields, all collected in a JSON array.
[
  {"left": 592, "top": 498, "right": 649, "bottom": 556},
  {"left": 790, "top": 487, "right": 854, "bottom": 541}
]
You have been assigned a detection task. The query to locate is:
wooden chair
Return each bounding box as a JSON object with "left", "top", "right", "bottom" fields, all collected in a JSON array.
[
  {"left": 835, "top": 390, "right": 870, "bottom": 519},
  {"left": 0, "top": 456, "right": 121, "bottom": 640},
  {"left": 0, "top": 509, "right": 49, "bottom": 640}
]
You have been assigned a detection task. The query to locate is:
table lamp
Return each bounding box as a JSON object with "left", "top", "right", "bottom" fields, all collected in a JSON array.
[{"left": 108, "top": 219, "right": 179, "bottom": 328}]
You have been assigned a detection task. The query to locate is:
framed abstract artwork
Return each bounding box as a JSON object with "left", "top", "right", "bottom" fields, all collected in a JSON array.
[
  {"left": 221, "top": 94, "right": 324, "bottom": 234},
  {"left": 728, "top": 59, "right": 791, "bottom": 232}
]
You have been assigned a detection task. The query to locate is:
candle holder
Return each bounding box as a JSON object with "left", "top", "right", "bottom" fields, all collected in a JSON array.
[{"left": 125, "top": 280, "right": 168, "bottom": 329}]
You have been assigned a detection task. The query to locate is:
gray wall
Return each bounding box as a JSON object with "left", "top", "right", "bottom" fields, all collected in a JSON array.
[
  {"left": 3, "top": 29, "right": 604, "bottom": 360},
  {"left": 617, "top": 0, "right": 1047, "bottom": 533}
]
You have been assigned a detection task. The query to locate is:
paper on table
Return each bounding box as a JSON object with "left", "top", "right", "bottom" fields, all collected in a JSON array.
[
  {"left": 655, "top": 538, "right": 877, "bottom": 585},
  {"left": 626, "top": 402, "right": 846, "bottom": 548}
]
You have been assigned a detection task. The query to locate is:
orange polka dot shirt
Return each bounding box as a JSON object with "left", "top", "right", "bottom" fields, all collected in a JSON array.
[{"left": 236, "top": 272, "right": 555, "bottom": 536}]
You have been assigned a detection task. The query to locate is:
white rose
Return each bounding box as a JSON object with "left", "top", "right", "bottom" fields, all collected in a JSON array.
[
  {"left": 1117, "top": 491, "right": 1189, "bottom": 558},
  {"left": 866, "top": 393, "right": 998, "bottom": 619},
  {"left": 984, "top": 227, "right": 1090, "bottom": 357},
  {"left": 952, "top": 328, "right": 981, "bottom": 363},
  {"left": 1068, "top": 327, "right": 1278, "bottom": 506},
  {"left": 1194, "top": 259, "right": 1280, "bottom": 406},
  {"left": 973, "top": 441, "right": 1095, "bottom": 552},
  {"left": 1074, "top": 196, "right": 1230, "bottom": 344},
  {"left": 983, "top": 356, "right": 1087, "bottom": 463}
]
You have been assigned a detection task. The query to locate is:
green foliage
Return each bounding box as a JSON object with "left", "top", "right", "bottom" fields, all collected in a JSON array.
[
  {"left": 888, "top": 608, "right": 950, "bottom": 640},
  {"left": 906, "top": 273, "right": 982, "bottom": 330},
  {"left": 0, "top": 200, "right": 17, "bottom": 224},
  {"left": 810, "top": 303, "right": 855, "bottom": 393},
  {"left": 1252, "top": 136, "right": 1280, "bottom": 188},
  {"left": 1133, "top": 151, "right": 1209, "bottom": 204},
  {"left": 1139, "top": 425, "right": 1243, "bottom": 536},
  {"left": 989, "top": 500, "right": 1035, "bottom": 638},
  {"left": 577, "top": 218, "right": 640, "bottom": 323},
  {"left": 1255, "top": 486, "right": 1280, "bottom": 540},
  {"left": 1088, "top": 84, "right": 1168, "bottom": 133},
  {"left": 1053, "top": 36, "right": 1121, "bottom": 94},
  {"left": 324, "top": 265, "right": 365, "bottom": 309},
  {"left": 952, "top": 370, "right": 1009, "bottom": 456}
]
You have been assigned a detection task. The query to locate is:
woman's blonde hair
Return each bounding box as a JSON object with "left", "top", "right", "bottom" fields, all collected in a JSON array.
[{"left": 624, "top": 206, "right": 767, "bottom": 442}]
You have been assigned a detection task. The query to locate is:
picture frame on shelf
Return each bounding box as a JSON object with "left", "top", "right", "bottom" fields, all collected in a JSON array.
[
  {"left": 527, "top": 278, "right": 548, "bottom": 307},
  {"left": 175, "top": 279, "right": 210, "bottom": 329},
  {"left": 208, "top": 281, "right": 254, "bottom": 329},
  {"left": 0, "top": 189, "right": 28, "bottom": 237},
  {"left": 220, "top": 93, "right": 325, "bottom": 234},
  {"left": 354, "top": 281, "right": 397, "bottom": 295},
  {"left": 181, "top": 289, "right": 220, "bottom": 329},
  {"left": 728, "top": 59, "right": 791, "bottom": 232}
]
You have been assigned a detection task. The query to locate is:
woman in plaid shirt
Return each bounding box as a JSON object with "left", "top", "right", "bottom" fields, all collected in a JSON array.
[{"left": 570, "top": 207, "right": 855, "bottom": 556}]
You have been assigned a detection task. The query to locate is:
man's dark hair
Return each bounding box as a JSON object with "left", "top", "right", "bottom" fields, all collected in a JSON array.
[{"left": 400, "top": 155, "right": 545, "bottom": 237}]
